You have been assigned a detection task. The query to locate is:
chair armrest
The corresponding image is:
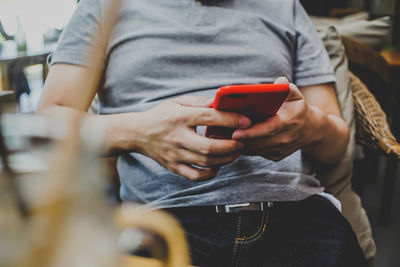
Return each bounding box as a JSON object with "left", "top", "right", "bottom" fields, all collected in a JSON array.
[
  {"left": 350, "top": 72, "right": 400, "bottom": 158},
  {"left": 341, "top": 35, "right": 391, "bottom": 85}
]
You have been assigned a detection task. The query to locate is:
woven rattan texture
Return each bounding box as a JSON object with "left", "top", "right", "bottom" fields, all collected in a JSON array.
[{"left": 350, "top": 72, "right": 400, "bottom": 157}]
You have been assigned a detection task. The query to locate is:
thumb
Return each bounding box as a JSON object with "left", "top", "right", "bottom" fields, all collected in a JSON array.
[
  {"left": 274, "top": 76, "right": 290, "bottom": 85},
  {"left": 173, "top": 95, "right": 214, "bottom": 108},
  {"left": 274, "top": 77, "right": 302, "bottom": 101},
  {"left": 286, "top": 83, "right": 303, "bottom": 101}
]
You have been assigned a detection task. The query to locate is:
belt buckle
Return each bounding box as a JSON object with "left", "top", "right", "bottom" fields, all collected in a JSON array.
[{"left": 215, "top": 202, "right": 273, "bottom": 213}]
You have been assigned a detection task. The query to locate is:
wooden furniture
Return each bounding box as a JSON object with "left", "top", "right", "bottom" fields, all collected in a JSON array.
[
  {"left": 0, "top": 41, "right": 56, "bottom": 91},
  {"left": 0, "top": 112, "right": 192, "bottom": 266},
  {"left": 117, "top": 206, "right": 191, "bottom": 267},
  {"left": 121, "top": 255, "right": 164, "bottom": 267},
  {"left": 381, "top": 51, "right": 400, "bottom": 67},
  {"left": 342, "top": 36, "right": 400, "bottom": 225}
]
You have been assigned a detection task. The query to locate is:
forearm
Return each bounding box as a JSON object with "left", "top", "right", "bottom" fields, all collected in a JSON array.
[
  {"left": 302, "top": 105, "right": 349, "bottom": 165},
  {"left": 36, "top": 104, "right": 142, "bottom": 156},
  {"left": 94, "top": 112, "right": 143, "bottom": 155},
  {"left": 36, "top": 64, "right": 139, "bottom": 155}
]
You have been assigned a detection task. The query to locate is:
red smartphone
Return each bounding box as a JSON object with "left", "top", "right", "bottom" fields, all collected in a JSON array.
[{"left": 205, "top": 84, "right": 290, "bottom": 139}]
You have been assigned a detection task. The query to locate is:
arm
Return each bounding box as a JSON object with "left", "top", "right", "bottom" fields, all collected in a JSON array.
[
  {"left": 300, "top": 81, "right": 349, "bottom": 164},
  {"left": 37, "top": 64, "right": 251, "bottom": 181},
  {"left": 232, "top": 77, "right": 349, "bottom": 166}
]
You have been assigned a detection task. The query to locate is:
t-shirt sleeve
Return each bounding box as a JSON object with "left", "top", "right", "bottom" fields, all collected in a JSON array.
[
  {"left": 48, "top": 0, "right": 105, "bottom": 69},
  {"left": 292, "top": 0, "right": 336, "bottom": 87}
]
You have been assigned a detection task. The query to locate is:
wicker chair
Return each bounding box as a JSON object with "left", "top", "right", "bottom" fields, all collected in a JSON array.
[
  {"left": 341, "top": 35, "right": 392, "bottom": 114},
  {"left": 342, "top": 35, "right": 400, "bottom": 225},
  {"left": 350, "top": 72, "right": 400, "bottom": 157}
]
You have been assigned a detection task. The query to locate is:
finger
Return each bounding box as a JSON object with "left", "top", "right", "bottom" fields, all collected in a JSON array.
[
  {"left": 273, "top": 77, "right": 302, "bottom": 102},
  {"left": 174, "top": 163, "right": 219, "bottom": 181},
  {"left": 173, "top": 95, "right": 214, "bottom": 108},
  {"left": 285, "top": 83, "right": 303, "bottom": 101},
  {"left": 182, "top": 131, "right": 244, "bottom": 155},
  {"left": 178, "top": 148, "right": 241, "bottom": 167},
  {"left": 232, "top": 115, "right": 283, "bottom": 139},
  {"left": 274, "top": 76, "right": 290, "bottom": 85},
  {"left": 185, "top": 107, "right": 251, "bottom": 129}
]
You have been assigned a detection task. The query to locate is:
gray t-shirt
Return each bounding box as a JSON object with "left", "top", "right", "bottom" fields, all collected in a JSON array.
[{"left": 50, "top": 0, "right": 336, "bottom": 208}]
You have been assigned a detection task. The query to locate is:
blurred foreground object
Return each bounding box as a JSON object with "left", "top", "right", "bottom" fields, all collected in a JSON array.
[
  {"left": 0, "top": 0, "right": 190, "bottom": 265},
  {"left": 0, "top": 112, "right": 117, "bottom": 267},
  {"left": 118, "top": 206, "right": 191, "bottom": 267},
  {"left": 0, "top": 111, "right": 191, "bottom": 267}
]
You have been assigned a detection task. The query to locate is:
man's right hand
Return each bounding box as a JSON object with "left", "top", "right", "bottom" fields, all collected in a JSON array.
[
  {"left": 37, "top": 65, "right": 250, "bottom": 181},
  {"left": 131, "top": 96, "right": 251, "bottom": 181}
]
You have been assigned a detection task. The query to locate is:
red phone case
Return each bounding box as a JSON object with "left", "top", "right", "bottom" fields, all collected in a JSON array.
[{"left": 205, "top": 84, "right": 290, "bottom": 139}]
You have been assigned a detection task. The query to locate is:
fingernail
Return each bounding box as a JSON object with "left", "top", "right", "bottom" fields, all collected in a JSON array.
[{"left": 274, "top": 77, "right": 290, "bottom": 84}]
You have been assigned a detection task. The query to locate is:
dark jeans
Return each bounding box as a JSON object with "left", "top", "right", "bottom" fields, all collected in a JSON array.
[{"left": 165, "top": 195, "right": 367, "bottom": 267}]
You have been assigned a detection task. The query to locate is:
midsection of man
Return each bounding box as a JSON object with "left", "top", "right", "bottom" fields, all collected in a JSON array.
[{"left": 49, "top": 0, "right": 335, "bottom": 208}]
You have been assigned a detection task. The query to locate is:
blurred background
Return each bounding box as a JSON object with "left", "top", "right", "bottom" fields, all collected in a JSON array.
[
  {"left": 0, "top": 0, "right": 76, "bottom": 112},
  {"left": 0, "top": 0, "right": 399, "bottom": 266}
]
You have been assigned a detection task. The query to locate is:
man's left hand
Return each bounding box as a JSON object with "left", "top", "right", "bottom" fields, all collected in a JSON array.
[{"left": 231, "top": 77, "right": 316, "bottom": 161}]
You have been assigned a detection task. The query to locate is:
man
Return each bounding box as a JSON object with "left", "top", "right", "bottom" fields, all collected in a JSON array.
[{"left": 37, "top": 0, "right": 367, "bottom": 266}]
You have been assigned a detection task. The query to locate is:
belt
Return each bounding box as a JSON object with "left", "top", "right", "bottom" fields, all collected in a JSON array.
[{"left": 215, "top": 202, "right": 273, "bottom": 213}]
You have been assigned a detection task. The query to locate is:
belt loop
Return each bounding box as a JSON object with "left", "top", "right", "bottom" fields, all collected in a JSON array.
[{"left": 215, "top": 205, "right": 220, "bottom": 213}]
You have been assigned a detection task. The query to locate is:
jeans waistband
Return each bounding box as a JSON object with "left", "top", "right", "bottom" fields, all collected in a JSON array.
[
  {"left": 215, "top": 201, "right": 273, "bottom": 213},
  {"left": 164, "top": 195, "right": 335, "bottom": 215},
  {"left": 164, "top": 201, "right": 275, "bottom": 214}
]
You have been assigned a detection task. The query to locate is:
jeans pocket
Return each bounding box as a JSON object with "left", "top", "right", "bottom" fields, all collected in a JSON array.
[{"left": 235, "top": 210, "right": 269, "bottom": 244}]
